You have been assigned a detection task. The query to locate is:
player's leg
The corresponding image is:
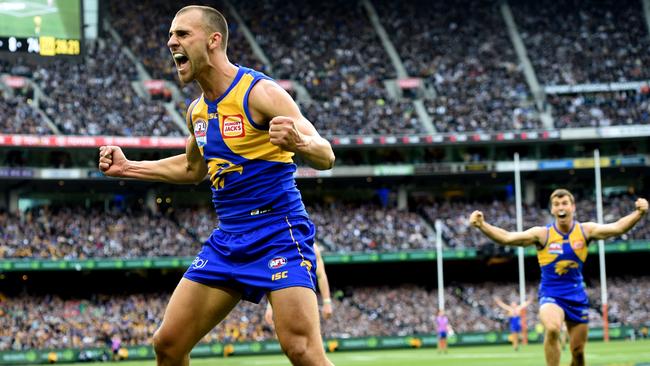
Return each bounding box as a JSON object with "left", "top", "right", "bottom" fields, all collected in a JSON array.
[
  {"left": 153, "top": 278, "right": 241, "bottom": 366},
  {"left": 539, "top": 302, "right": 565, "bottom": 366},
  {"left": 566, "top": 321, "right": 588, "bottom": 366},
  {"left": 268, "top": 286, "right": 332, "bottom": 366},
  {"left": 511, "top": 331, "right": 519, "bottom": 350}
]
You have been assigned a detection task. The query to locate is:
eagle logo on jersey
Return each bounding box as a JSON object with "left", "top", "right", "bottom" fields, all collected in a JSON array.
[
  {"left": 554, "top": 260, "right": 579, "bottom": 275},
  {"left": 207, "top": 158, "right": 243, "bottom": 190}
]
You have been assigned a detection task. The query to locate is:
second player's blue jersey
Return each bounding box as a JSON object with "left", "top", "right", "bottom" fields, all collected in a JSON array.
[
  {"left": 186, "top": 66, "right": 308, "bottom": 232},
  {"left": 537, "top": 221, "right": 589, "bottom": 303}
]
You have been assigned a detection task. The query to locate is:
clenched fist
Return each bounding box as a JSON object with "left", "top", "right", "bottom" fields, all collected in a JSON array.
[
  {"left": 469, "top": 210, "right": 485, "bottom": 228},
  {"left": 269, "top": 116, "right": 309, "bottom": 153},
  {"left": 98, "top": 146, "right": 128, "bottom": 177},
  {"left": 637, "top": 198, "right": 649, "bottom": 214}
]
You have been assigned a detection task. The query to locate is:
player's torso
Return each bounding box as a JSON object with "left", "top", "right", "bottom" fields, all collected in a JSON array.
[
  {"left": 537, "top": 221, "right": 589, "bottom": 301},
  {"left": 187, "top": 66, "right": 307, "bottom": 232}
]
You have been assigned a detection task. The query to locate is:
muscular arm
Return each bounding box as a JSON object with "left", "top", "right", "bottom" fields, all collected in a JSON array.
[
  {"left": 469, "top": 210, "right": 545, "bottom": 247},
  {"left": 249, "top": 80, "right": 335, "bottom": 170},
  {"left": 99, "top": 135, "right": 207, "bottom": 184},
  {"left": 314, "top": 244, "right": 332, "bottom": 319},
  {"left": 582, "top": 198, "right": 648, "bottom": 240}
]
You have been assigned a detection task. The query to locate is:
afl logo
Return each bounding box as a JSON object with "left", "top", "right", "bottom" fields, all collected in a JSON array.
[
  {"left": 194, "top": 119, "right": 208, "bottom": 147},
  {"left": 268, "top": 256, "right": 287, "bottom": 269},
  {"left": 194, "top": 119, "right": 207, "bottom": 137}
]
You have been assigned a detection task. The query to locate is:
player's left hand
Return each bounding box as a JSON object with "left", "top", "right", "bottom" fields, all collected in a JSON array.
[
  {"left": 269, "top": 116, "right": 310, "bottom": 153},
  {"left": 636, "top": 198, "right": 648, "bottom": 214},
  {"left": 321, "top": 302, "right": 333, "bottom": 320}
]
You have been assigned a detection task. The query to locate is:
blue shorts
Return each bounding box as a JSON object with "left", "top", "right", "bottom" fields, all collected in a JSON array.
[
  {"left": 438, "top": 331, "right": 447, "bottom": 339},
  {"left": 509, "top": 317, "right": 522, "bottom": 333},
  {"left": 539, "top": 296, "right": 589, "bottom": 323},
  {"left": 184, "top": 216, "right": 318, "bottom": 303}
]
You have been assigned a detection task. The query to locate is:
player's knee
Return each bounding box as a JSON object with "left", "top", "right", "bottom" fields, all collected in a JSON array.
[
  {"left": 280, "top": 335, "right": 313, "bottom": 363},
  {"left": 545, "top": 325, "right": 562, "bottom": 340},
  {"left": 571, "top": 343, "right": 585, "bottom": 359},
  {"left": 152, "top": 328, "right": 183, "bottom": 360}
]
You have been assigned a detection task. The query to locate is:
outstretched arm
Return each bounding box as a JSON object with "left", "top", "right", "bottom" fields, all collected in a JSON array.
[
  {"left": 583, "top": 198, "right": 648, "bottom": 240},
  {"left": 494, "top": 297, "right": 512, "bottom": 312},
  {"left": 249, "top": 80, "right": 335, "bottom": 170},
  {"left": 469, "top": 210, "right": 546, "bottom": 247},
  {"left": 314, "top": 244, "right": 333, "bottom": 320},
  {"left": 98, "top": 137, "right": 207, "bottom": 184}
]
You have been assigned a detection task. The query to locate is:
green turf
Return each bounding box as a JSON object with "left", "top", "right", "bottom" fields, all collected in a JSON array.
[
  {"left": 0, "top": 0, "right": 81, "bottom": 39},
  {"left": 74, "top": 340, "right": 650, "bottom": 366}
]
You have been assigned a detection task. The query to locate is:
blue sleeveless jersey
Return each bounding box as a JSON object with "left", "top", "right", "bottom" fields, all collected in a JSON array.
[
  {"left": 186, "top": 66, "right": 308, "bottom": 232},
  {"left": 537, "top": 221, "right": 589, "bottom": 304}
]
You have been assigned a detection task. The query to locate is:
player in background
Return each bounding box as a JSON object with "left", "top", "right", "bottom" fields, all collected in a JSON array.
[
  {"left": 470, "top": 189, "right": 647, "bottom": 366},
  {"left": 435, "top": 309, "right": 453, "bottom": 354},
  {"left": 494, "top": 296, "right": 531, "bottom": 351},
  {"left": 99, "top": 5, "right": 335, "bottom": 366},
  {"left": 266, "top": 243, "right": 333, "bottom": 326}
]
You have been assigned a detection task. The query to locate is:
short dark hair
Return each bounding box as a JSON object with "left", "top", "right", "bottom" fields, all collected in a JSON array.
[
  {"left": 176, "top": 5, "right": 228, "bottom": 51},
  {"left": 550, "top": 188, "right": 575, "bottom": 205}
]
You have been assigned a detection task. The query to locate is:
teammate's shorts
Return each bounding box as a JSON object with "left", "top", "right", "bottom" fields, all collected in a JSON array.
[
  {"left": 184, "top": 216, "right": 318, "bottom": 303},
  {"left": 539, "top": 296, "right": 589, "bottom": 323},
  {"left": 509, "top": 317, "right": 522, "bottom": 333},
  {"left": 438, "top": 331, "right": 447, "bottom": 339}
]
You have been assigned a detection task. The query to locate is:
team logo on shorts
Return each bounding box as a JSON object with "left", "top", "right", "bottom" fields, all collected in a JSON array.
[
  {"left": 571, "top": 240, "right": 585, "bottom": 250},
  {"left": 548, "top": 242, "right": 563, "bottom": 255},
  {"left": 268, "top": 256, "right": 287, "bottom": 269},
  {"left": 191, "top": 256, "right": 209, "bottom": 269},
  {"left": 222, "top": 115, "right": 245, "bottom": 138},
  {"left": 194, "top": 119, "right": 208, "bottom": 147}
]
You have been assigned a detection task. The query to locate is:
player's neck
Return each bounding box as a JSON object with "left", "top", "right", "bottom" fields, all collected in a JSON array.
[
  {"left": 555, "top": 219, "right": 573, "bottom": 233},
  {"left": 197, "top": 56, "right": 239, "bottom": 101}
]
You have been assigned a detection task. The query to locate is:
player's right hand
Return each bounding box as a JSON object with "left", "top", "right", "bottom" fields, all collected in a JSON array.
[
  {"left": 637, "top": 198, "right": 648, "bottom": 214},
  {"left": 469, "top": 210, "right": 484, "bottom": 228},
  {"left": 98, "top": 146, "right": 128, "bottom": 177}
]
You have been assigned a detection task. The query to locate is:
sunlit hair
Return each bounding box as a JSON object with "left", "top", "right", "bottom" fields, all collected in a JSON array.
[
  {"left": 176, "top": 5, "right": 229, "bottom": 51},
  {"left": 550, "top": 188, "right": 575, "bottom": 205}
]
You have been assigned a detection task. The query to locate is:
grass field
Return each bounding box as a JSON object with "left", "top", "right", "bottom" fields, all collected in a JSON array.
[
  {"left": 77, "top": 340, "right": 650, "bottom": 366},
  {"left": 0, "top": 0, "right": 81, "bottom": 39}
]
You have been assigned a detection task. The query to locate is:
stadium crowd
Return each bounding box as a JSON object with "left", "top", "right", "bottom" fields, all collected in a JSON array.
[
  {"left": 549, "top": 90, "right": 650, "bottom": 128},
  {"left": 2, "top": 278, "right": 647, "bottom": 351},
  {"left": 1, "top": 195, "right": 647, "bottom": 259},
  {"left": 511, "top": 0, "right": 650, "bottom": 86},
  {"left": 375, "top": 0, "right": 542, "bottom": 133},
  {"left": 2, "top": 1, "right": 648, "bottom": 136},
  {"left": 0, "top": 95, "right": 51, "bottom": 135},
  {"left": 0, "top": 206, "right": 198, "bottom": 259}
]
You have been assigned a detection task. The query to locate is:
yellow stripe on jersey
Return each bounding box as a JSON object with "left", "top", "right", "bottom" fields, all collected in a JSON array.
[{"left": 216, "top": 73, "right": 293, "bottom": 163}]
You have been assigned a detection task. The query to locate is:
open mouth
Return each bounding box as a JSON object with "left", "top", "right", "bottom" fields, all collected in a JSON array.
[
  {"left": 558, "top": 211, "right": 567, "bottom": 219},
  {"left": 173, "top": 53, "right": 190, "bottom": 71}
]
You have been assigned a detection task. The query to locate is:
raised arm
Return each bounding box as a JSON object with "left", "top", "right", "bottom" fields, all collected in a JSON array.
[
  {"left": 494, "top": 297, "right": 512, "bottom": 312},
  {"left": 582, "top": 198, "right": 648, "bottom": 241},
  {"left": 314, "top": 243, "right": 333, "bottom": 320},
  {"left": 249, "top": 79, "right": 335, "bottom": 170},
  {"left": 469, "top": 210, "right": 546, "bottom": 247}
]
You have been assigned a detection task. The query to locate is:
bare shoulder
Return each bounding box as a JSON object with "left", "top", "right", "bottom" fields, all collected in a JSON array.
[
  {"left": 248, "top": 79, "right": 298, "bottom": 122},
  {"left": 528, "top": 225, "right": 548, "bottom": 248}
]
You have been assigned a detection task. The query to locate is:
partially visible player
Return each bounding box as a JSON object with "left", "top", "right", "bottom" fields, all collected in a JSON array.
[
  {"left": 470, "top": 189, "right": 647, "bottom": 366},
  {"left": 494, "top": 297, "right": 531, "bottom": 351},
  {"left": 265, "top": 243, "right": 333, "bottom": 326},
  {"left": 435, "top": 309, "right": 453, "bottom": 354}
]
